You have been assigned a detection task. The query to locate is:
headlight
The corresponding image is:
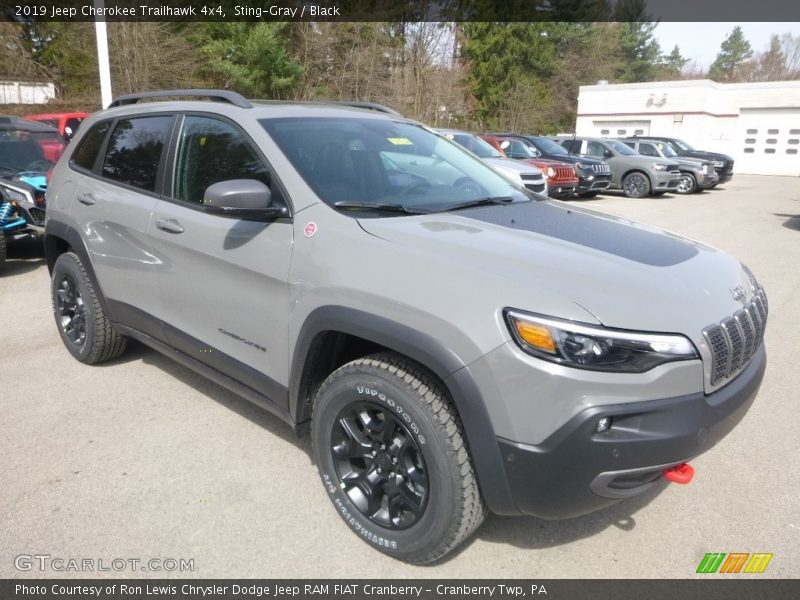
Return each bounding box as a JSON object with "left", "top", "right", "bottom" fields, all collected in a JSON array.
[
  {"left": 713, "top": 161, "right": 725, "bottom": 168},
  {"left": 546, "top": 167, "right": 555, "bottom": 177},
  {"left": 0, "top": 185, "right": 32, "bottom": 205},
  {"left": 575, "top": 162, "right": 589, "bottom": 170},
  {"left": 505, "top": 309, "right": 698, "bottom": 372},
  {"left": 651, "top": 163, "right": 668, "bottom": 171}
]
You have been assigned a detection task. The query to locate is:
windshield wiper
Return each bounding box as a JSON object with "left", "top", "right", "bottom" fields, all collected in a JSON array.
[
  {"left": 333, "top": 201, "right": 429, "bottom": 214},
  {"left": 436, "top": 196, "right": 515, "bottom": 212}
]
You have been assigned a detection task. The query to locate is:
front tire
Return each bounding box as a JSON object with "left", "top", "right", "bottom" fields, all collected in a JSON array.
[
  {"left": 311, "top": 352, "right": 486, "bottom": 563},
  {"left": 51, "top": 252, "right": 127, "bottom": 364},
  {"left": 622, "top": 172, "right": 651, "bottom": 198},
  {"left": 0, "top": 230, "right": 6, "bottom": 264},
  {"left": 676, "top": 172, "right": 697, "bottom": 194}
]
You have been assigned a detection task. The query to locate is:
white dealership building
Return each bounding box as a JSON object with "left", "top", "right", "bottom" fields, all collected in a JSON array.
[{"left": 575, "top": 79, "right": 800, "bottom": 176}]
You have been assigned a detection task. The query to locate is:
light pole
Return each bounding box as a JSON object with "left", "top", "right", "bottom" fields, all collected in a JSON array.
[{"left": 94, "top": 0, "right": 112, "bottom": 108}]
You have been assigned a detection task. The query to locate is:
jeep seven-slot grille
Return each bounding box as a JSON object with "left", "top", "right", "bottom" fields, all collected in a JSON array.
[
  {"left": 554, "top": 166, "right": 575, "bottom": 180},
  {"left": 591, "top": 163, "right": 610, "bottom": 174},
  {"left": 703, "top": 288, "right": 768, "bottom": 387}
]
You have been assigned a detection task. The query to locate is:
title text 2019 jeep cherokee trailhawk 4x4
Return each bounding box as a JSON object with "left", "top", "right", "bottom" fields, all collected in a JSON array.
[{"left": 45, "top": 90, "right": 768, "bottom": 564}]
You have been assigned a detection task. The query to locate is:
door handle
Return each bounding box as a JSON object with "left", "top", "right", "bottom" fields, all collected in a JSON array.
[
  {"left": 77, "top": 193, "right": 96, "bottom": 206},
  {"left": 155, "top": 218, "right": 184, "bottom": 234}
]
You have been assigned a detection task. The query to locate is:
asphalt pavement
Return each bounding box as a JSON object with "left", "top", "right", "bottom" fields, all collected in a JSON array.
[{"left": 1, "top": 175, "right": 798, "bottom": 578}]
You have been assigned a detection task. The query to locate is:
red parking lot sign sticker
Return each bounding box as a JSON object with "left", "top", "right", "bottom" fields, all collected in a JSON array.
[{"left": 304, "top": 222, "right": 318, "bottom": 238}]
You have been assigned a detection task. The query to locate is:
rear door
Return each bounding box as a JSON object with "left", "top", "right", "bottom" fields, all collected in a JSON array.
[
  {"left": 148, "top": 114, "right": 293, "bottom": 406},
  {"left": 68, "top": 114, "right": 175, "bottom": 339}
]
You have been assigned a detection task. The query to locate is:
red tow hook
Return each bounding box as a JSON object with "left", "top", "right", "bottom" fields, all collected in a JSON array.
[{"left": 663, "top": 463, "right": 694, "bottom": 484}]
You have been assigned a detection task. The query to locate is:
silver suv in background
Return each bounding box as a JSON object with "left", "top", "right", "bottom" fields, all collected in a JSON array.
[
  {"left": 558, "top": 136, "right": 681, "bottom": 198},
  {"left": 437, "top": 129, "right": 547, "bottom": 195},
  {"left": 44, "top": 90, "right": 767, "bottom": 564},
  {"left": 622, "top": 138, "right": 718, "bottom": 194}
]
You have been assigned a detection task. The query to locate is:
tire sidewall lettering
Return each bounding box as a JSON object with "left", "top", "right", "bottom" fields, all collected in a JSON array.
[{"left": 355, "top": 384, "right": 425, "bottom": 446}]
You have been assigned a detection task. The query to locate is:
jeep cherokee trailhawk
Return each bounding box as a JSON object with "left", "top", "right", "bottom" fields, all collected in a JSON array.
[{"left": 45, "top": 90, "right": 767, "bottom": 563}]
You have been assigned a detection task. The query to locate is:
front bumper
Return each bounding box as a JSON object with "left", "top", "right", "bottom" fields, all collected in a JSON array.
[
  {"left": 697, "top": 171, "right": 719, "bottom": 189},
  {"left": 577, "top": 174, "right": 612, "bottom": 193},
  {"left": 546, "top": 180, "right": 579, "bottom": 198},
  {"left": 496, "top": 344, "right": 765, "bottom": 519},
  {"left": 652, "top": 169, "right": 681, "bottom": 191},
  {"left": 716, "top": 170, "right": 733, "bottom": 184}
]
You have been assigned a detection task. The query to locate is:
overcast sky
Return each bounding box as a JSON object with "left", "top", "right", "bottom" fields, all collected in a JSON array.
[{"left": 654, "top": 22, "right": 800, "bottom": 69}]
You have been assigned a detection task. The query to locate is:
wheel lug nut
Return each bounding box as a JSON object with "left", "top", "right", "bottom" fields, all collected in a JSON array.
[
  {"left": 380, "top": 444, "right": 386, "bottom": 450},
  {"left": 376, "top": 467, "right": 382, "bottom": 473},
  {"left": 371, "top": 450, "right": 376, "bottom": 457},
  {"left": 392, "top": 457, "right": 398, "bottom": 464}
]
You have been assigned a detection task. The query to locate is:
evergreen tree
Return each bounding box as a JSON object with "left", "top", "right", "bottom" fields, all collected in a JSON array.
[
  {"left": 708, "top": 26, "right": 753, "bottom": 82},
  {"left": 659, "top": 44, "right": 689, "bottom": 79}
]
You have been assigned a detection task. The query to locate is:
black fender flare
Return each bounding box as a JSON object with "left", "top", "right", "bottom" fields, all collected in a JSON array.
[
  {"left": 45, "top": 219, "right": 116, "bottom": 322},
  {"left": 290, "top": 305, "right": 519, "bottom": 515}
]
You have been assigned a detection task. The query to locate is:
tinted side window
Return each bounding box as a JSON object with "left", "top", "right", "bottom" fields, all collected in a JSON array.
[
  {"left": 586, "top": 141, "right": 606, "bottom": 157},
  {"left": 174, "top": 116, "right": 271, "bottom": 204},
  {"left": 639, "top": 143, "right": 658, "bottom": 157},
  {"left": 102, "top": 116, "right": 173, "bottom": 192},
  {"left": 72, "top": 122, "right": 111, "bottom": 170},
  {"left": 561, "top": 140, "right": 580, "bottom": 153}
]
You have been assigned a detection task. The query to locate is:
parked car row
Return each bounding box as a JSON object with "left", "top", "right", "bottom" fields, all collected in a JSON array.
[{"left": 436, "top": 127, "right": 735, "bottom": 202}]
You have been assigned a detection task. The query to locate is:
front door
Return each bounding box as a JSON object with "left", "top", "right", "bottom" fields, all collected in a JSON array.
[{"left": 148, "top": 114, "right": 294, "bottom": 407}]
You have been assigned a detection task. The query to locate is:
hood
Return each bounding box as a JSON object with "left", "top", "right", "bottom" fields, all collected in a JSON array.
[
  {"left": 675, "top": 156, "right": 710, "bottom": 168},
  {"left": 680, "top": 150, "right": 733, "bottom": 162},
  {"left": 358, "top": 201, "right": 755, "bottom": 341},
  {"left": 482, "top": 157, "right": 542, "bottom": 176},
  {"left": 619, "top": 154, "right": 674, "bottom": 169},
  {"left": 549, "top": 154, "right": 605, "bottom": 165}
]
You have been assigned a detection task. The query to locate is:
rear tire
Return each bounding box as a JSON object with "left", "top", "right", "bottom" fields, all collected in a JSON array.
[
  {"left": 0, "top": 230, "right": 6, "bottom": 265},
  {"left": 312, "top": 352, "right": 486, "bottom": 564},
  {"left": 51, "top": 252, "right": 127, "bottom": 364},
  {"left": 622, "top": 172, "right": 651, "bottom": 198}
]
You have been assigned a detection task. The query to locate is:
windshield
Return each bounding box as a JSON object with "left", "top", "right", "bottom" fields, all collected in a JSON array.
[
  {"left": 671, "top": 138, "right": 695, "bottom": 152},
  {"left": 261, "top": 118, "right": 528, "bottom": 214},
  {"left": 0, "top": 128, "right": 62, "bottom": 173},
  {"left": 529, "top": 136, "right": 568, "bottom": 156},
  {"left": 653, "top": 141, "right": 678, "bottom": 157},
  {"left": 448, "top": 133, "right": 503, "bottom": 159},
  {"left": 604, "top": 139, "right": 637, "bottom": 155}
]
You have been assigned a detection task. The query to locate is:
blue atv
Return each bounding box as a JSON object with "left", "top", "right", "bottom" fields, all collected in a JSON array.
[{"left": 0, "top": 191, "right": 30, "bottom": 265}]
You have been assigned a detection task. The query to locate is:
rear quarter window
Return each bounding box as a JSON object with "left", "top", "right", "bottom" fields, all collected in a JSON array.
[
  {"left": 71, "top": 122, "right": 111, "bottom": 170},
  {"left": 101, "top": 116, "right": 173, "bottom": 192}
]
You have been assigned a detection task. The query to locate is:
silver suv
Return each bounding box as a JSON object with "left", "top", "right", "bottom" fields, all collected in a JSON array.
[
  {"left": 559, "top": 136, "right": 682, "bottom": 198},
  {"left": 45, "top": 90, "right": 767, "bottom": 564}
]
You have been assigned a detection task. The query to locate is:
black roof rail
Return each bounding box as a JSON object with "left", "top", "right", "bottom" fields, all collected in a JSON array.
[
  {"left": 325, "top": 101, "right": 403, "bottom": 117},
  {"left": 108, "top": 89, "right": 252, "bottom": 109}
]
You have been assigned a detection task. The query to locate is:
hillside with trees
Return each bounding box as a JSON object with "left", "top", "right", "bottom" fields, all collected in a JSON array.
[{"left": 1, "top": 19, "right": 798, "bottom": 133}]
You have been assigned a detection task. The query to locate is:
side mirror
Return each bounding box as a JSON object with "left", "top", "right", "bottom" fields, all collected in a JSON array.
[
  {"left": 203, "top": 179, "right": 281, "bottom": 220},
  {"left": 603, "top": 149, "right": 613, "bottom": 159},
  {"left": 63, "top": 126, "right": 74, "bottom": 142}
]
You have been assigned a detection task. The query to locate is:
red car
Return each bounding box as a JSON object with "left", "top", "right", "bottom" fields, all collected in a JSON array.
[
  {"left": 0, "top": 115, "right": 66, "bottom": 163},
  {"left": 25, "top": 111, "right": 88, "bottom": 143},
  {"left": 480, "top": 134, "right": 579, "bottom": 198}
]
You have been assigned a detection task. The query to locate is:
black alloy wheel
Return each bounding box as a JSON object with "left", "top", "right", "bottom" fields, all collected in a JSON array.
[
  {"left": 55, "top": 274, "right": 87, "bottom": 347},
  {"left": 331, "top": 401, "right": 429, "bottom": 530}
]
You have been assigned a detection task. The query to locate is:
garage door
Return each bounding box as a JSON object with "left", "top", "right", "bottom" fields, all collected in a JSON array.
[
  {"left": 592, "top": 120, "right": 650, "bottom": 137},
  {"left": 737, "top": 108, "right": 800, "bottom": 176}
]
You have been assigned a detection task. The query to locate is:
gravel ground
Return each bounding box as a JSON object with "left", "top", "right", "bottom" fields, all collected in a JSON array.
[{"left": 1, "top": 174, "right": 798, "bottom": 579}]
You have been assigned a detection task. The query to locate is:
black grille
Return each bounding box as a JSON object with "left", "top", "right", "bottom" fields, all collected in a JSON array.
[{"left": 704, "top": 288, "right": 768, "bottom": 387}]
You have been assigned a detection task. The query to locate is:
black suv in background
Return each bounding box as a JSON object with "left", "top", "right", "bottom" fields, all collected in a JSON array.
[
  {"left": 639, "top": 136, "right": 734, "bottom": 186},
  {"left": 493, "top": 134, "right": 612, "bottom": 198}
]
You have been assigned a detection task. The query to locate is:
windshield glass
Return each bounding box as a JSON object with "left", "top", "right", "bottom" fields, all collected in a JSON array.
[
  {"left": 0, "top": 128, "right": 62, "bottom": 172},
  {"left": 448, "top": 133, "right": 503, "bottom": 158},
  {"left": 261, "top": 118, "right": 528, "bottom": 214},
  {"left": 530, "top": 136, "right": 568, "bottom": 156},
  {"left": 653, "top": 141, "right": 678, "bottom": 157},
  {"left": 604, "top": 139, "right": 636, "bottom": 155},
  {"left": 671, "top": 138, "right": 694, "bottom": 152}
]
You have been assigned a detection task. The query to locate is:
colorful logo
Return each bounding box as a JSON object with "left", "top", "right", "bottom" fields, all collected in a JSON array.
[{"left": 696, "top": 552, "right": 773, "bottom": 574}]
